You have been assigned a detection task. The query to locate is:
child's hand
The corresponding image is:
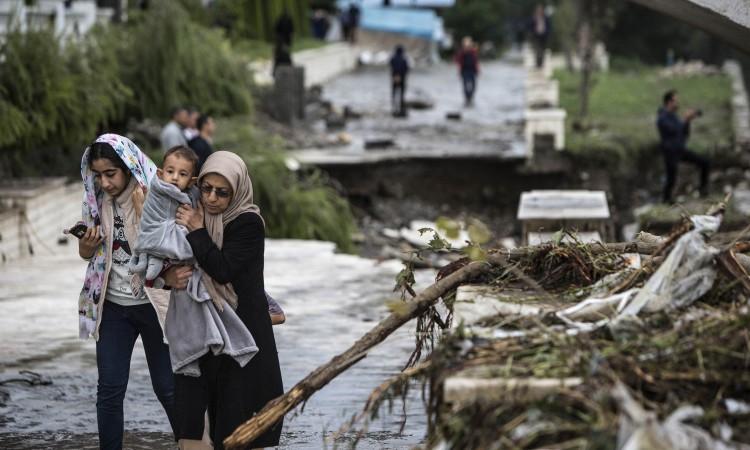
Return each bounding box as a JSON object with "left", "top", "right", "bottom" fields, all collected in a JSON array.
[
  {"left": 176, "top": 203, "right": 204, "bottom": 232},
  {"left": 79, "top": 225, "right": 103, "bottom": 259}
]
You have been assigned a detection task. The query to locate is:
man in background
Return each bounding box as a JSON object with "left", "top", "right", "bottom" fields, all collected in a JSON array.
[
  {"left": 389, "top": 45, "right": 410, "bottom": 117},
  {"left": 183, "top": 107, "right": 200, "bottom": 141},
  {"left": 455, "top": 37, "right": 479, "bottom": 107},
  {"left": 656, "top": 90, "right": 710, "bottom": 203},
  {"left": 160, "top": 107, "right": 189, "bottom": 151},
  {"left": 529, "top": 4, "right": 550, "bottom": 68},
  {"left": 187, "top": 114, "right": 215, "bottom": 172}
]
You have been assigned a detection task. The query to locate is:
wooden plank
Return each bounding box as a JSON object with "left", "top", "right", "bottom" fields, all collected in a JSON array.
[{"left": 444, "top": 373, "right": 583, "bottom": 406}]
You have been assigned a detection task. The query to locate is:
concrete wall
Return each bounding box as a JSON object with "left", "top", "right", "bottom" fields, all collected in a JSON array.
[
  {"left": 629, "top": 0, "right": 750, "bottom": 52},
  {"left": 0, "top": 0, "right": 112, "bottom": 41},
  {"left": 250, "top": 43, "right": 360, "bottom": 88},
  {"left": 0, "top": 179, "right": 82, "bottom": 263},
  {"left": 723, "top": 60, "right": 750, "bottom": 153}
]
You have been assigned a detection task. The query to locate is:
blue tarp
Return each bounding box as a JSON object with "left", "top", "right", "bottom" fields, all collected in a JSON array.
[
  {"left": 337, "top": 0, "right": 454, "bottom": 7},
  {"left": 336, "top": 6, "right": 441, "bottom": 40}
]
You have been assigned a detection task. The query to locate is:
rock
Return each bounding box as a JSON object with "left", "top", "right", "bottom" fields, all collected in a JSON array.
[
  {"left": 343, "top": 106, "right": 362, "bottom": 119},
  {"left": 446, "top": 111, "right": 462, "bottom": 120},
  {"left": 405, "top": 88, "right": 435, "bottom": 110},
  {"left": 365, "top": 137, "right": 395, "bottom": 149},
  {"left": 325, "top": 113, "right": 346, "bottom": 130}
]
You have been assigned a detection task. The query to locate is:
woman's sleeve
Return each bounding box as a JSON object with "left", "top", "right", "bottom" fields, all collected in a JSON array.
[{"left": 186, "top": 213, "right": 264, "bottom": 284}]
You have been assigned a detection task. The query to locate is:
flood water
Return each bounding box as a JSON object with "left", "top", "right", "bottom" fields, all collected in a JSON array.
[{"left": 0, "top": 239, "right": 434, "bottom": 449}]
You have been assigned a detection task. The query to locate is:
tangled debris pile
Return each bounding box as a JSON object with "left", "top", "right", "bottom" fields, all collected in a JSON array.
[
  {"left": 224, "top": 199, "right": 750, "bottom": 450},
  {"left": 371, "top": 203, "right": 750, "bottom": 449}
]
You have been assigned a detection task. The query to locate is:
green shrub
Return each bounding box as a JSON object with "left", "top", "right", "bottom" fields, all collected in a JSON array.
[
  {"left": 116, "top": 2, "right": 254, "bottom": 119},
  {"left": 0, "top": 27, "right": 131, "bottom": 176}
]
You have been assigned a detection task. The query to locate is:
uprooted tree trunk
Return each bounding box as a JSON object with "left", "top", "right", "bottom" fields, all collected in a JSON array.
[{"left": 225, "top": 231, "right": 750, "bottom": 447}]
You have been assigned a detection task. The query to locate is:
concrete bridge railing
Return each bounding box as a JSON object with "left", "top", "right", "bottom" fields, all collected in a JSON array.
[{"left": 629, "top": 0, "right": 750, "bottom": 53}]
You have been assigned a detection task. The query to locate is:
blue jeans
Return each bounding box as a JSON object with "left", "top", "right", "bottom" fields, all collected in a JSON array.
[
  {"left": 462, "top": 72, "right": 476, "bottom": 104},
  {"left": 96, "top": 301, "right": 176, "bottom": 450}
]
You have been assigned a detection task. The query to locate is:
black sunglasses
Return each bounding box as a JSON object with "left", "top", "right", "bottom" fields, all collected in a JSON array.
[{"left": 200, "top": 184, "right": 232, "bottom": 198}]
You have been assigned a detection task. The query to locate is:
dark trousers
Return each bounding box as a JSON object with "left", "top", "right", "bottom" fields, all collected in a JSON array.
[
  {"left": 96, "top": 301, "right": 176, "bottom": 450},
  {"left": 392, "top": 78, "right": 406, "bottom": 116},
  {"left": 662, "top": 148, "right": 710, "bottom": 203},
  {"left": 533, "top": 36, "right": 547, "bottom": 68},
  {"left": 462, "top": 72, "right": 476, "bottom": 104},
  {"left": 175, "top": 354, "right": 284, "bottom": 449}
]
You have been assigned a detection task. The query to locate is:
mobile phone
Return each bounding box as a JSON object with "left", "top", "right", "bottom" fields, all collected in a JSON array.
[{"left": 64, "top": 222, "right": 88, "bottom": 239}]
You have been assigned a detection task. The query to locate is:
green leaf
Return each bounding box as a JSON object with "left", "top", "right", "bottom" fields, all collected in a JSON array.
[
  {"left": 385, "top": 299, "right": 411, "bottom": 316},
  {"left": 467, "top": 221, "right": 491, "bottom": 245},
  {"left": 436, "top": 216, "right": 460, "bottom": 240},
  {"left": 428, "top": 234, "right": 450, "bottom": 251},
  {"left": 464, "top": 245, "right": 487, "bottom": 261},
  {"left": 551, "top": 229, "right": 564, "bottom": 245}
]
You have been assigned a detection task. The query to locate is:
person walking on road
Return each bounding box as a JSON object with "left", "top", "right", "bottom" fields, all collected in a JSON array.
[
  {"left": 389, "top": 45, "right": 410, "bottom": 117},
  {"left": 455, "top": 36, "right": 479, "bottom": 107},
  {"left": 172, "top": 151, "right": 284, "bottom": 449},
  {"left": 529, "top": 4, "right": 551, "bottom": 68},
  {"left": 77, "top": 134, "right": 176, "bottom": 450},
  {"left": 656, "top": 89, "right": 710, "bottom": 203}
]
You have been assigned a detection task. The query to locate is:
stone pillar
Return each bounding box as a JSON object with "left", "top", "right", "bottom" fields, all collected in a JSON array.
[{"left": 273, "top": 65, "right": 306, "bottom": 125}]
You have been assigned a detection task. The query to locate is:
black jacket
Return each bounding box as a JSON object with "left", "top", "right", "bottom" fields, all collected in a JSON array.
[
  {"left": 186, "top": 212, "right": 283, "bottom": 448},
  {"left": 390, "top": 52, "right": 409, "bottom": 78},
  {"left": 187, "top": 136, "right": 213, "bottom": 172},
  {"left": 657, "top": 107, "right": 691, "bottom": 152}
]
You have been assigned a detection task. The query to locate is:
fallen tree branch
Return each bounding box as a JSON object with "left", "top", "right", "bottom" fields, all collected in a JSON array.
[{"left": 224, "top": 256, "right": 503, "bottom": 448}]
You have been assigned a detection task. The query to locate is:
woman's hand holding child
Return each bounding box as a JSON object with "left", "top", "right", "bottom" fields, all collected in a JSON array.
[{"left": 176, "top": 203, "right": 204, "bottom": 232}]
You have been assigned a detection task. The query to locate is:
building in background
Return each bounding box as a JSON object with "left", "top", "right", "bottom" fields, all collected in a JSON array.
[{"left": 0, "top": 0, "right": 114, "bottom": 41}]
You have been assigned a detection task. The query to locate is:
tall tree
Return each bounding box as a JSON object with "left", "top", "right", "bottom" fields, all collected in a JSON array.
[{"left": 575, "top": 0, "right": 621, "bottom": 121}]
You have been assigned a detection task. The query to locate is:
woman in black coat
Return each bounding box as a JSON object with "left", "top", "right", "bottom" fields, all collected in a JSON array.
[{"left": 169, "top": 151, "right": 283, "bottom": 449}]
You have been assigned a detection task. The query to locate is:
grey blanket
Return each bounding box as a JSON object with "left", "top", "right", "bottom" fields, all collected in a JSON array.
[
  {"left": 130, "top": 178, "right": 258, "bottom": 376},
  {"left": 165, "top": 271, "right": 258, "bottom": 377}
]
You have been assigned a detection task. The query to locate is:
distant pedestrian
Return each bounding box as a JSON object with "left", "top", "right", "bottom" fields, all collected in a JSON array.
[
  {"left": 274, "top": 11, "right": 294, "bottom": 47},
  {"left": 348, "top": 3, "right": 361, "bottom": 44},
  {"left": 528, "top": 4, "right": 550, "bottom": 69},
  {"left": 455, "top": 36, "right": 479, "bottom": 106},
  {"left": 274, "top": 12, "right": 295, "bottom": 76},
  {"left": 161, "top": 107, "right": 188, "bottom": 152},
  {"left": 311, "top": 9, "right": 330, "bottom": 40},
  {"left": 389, "top": 45, "right": 409, "bottom": 117},
  {"left": 656, "top": 90, "right": 710, "bottom": 203},
  {"left": 183, "top": 107, "right": 200, "bottom": 141},
  {"left": 273, "top": 42, "right": 293, "bottom": 76},
  {"left": 339, "top": 7, "right": 352, "bottom": 42},
  {"left": 188, "top": 114, "right": 215, "bottom": 172}
]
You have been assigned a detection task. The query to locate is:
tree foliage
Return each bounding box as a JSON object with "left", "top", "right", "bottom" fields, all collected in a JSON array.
[
  {"left": 212, "top": 0, "right": 310, "bottom": 43},
  {"left": 214, "top": 116, "right": 357, "bottom": 252},
  {"left": 0, "top": 27, "right": 131, "bottom": 175},
  {"left": 117, "top": 1, "right": 253, "bottom": 120},
  {"left": 443, "top": 0, "right": 509, "bottom": 47}
]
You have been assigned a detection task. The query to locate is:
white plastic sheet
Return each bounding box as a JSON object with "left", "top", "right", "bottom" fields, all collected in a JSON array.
[
  {"left": 557, "top": 215, "right": 721, "bottom": 332},
  {"left": 613, "top": 382, "right": 750, "bottom": 450}
]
